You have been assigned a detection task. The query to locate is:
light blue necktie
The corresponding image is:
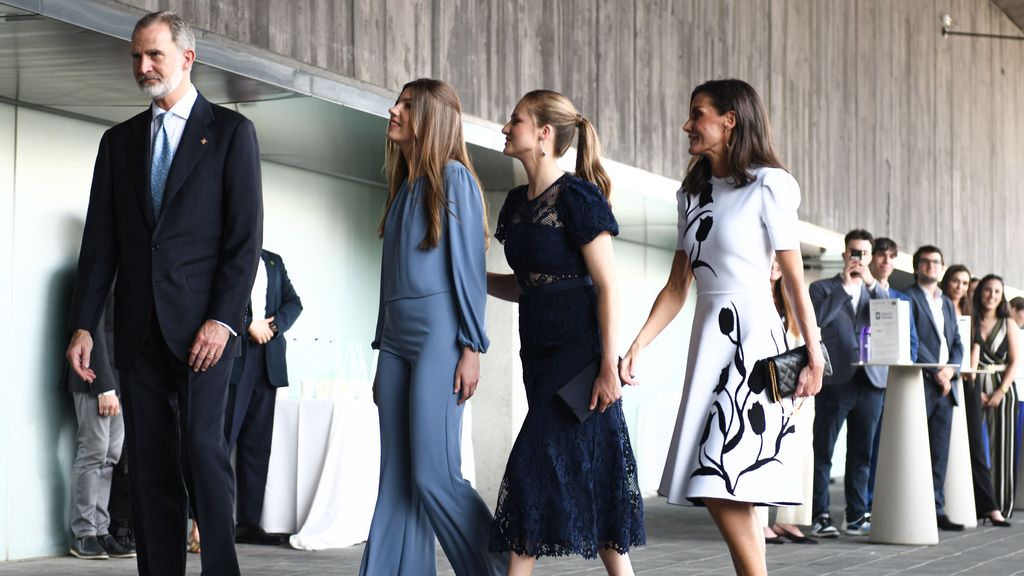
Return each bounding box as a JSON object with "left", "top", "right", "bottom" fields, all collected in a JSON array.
[{"left": 151, "top": 112, "right": 171, "bottom": 218}]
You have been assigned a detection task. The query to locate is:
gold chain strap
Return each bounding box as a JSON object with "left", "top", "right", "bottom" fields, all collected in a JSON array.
[{"left": 768, "top": 361, "right": 781, "bottom": 403}]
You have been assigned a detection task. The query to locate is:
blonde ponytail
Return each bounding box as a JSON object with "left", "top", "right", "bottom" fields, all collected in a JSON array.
[{"left": 574, "top": 116, "right": 612, "bottom": 201}]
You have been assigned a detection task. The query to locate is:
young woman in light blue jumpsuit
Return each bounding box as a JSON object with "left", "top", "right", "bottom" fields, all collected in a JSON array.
[{"left": 359, "top": 78, "right": 503, "bottom": 576}]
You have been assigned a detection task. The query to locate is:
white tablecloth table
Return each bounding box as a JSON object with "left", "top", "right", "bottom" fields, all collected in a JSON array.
[
  {"left": 870, "top": 363, "right": 957, "bottom": 545},
  {"left": 261, "top": 397, "right": 475, "bottom": 550}
]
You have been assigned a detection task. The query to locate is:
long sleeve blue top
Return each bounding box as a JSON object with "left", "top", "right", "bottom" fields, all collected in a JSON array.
[{"left": 372, "top": 160, "right": 490, "bottom": 353}]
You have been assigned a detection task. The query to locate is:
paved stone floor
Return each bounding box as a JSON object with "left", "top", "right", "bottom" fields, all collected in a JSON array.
[{"left": 3, "top": 494, "right": 1024, "bottom": 575}]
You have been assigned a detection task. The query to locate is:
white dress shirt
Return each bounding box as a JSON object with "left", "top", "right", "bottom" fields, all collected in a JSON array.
[
  {"left": 844, "top": 280, "right": 862, "bottom": 313},
  {"left": 150, "top": 85, "right": 198, "bottom": 156},
  {"left": 252, "top": 257, "right": 268, "bottom": 319},
  {"left": 925, "top": 286, "right": 950, "bottom": 365}
]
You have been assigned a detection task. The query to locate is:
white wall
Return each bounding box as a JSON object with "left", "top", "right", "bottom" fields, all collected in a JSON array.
[
  {"left": 0, "top": 102, "right": 16, "bottom": 562},
  {"left": 8, "top": 107, "right": 105, "bottom": 560},
  {"left": 0, "top": 106, "right": 389, "bottom": 561}
]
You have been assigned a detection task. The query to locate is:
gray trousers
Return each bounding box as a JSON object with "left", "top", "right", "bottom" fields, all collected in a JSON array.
[{"left": 70, "top": 391, "right": 125, "bottom": 538}]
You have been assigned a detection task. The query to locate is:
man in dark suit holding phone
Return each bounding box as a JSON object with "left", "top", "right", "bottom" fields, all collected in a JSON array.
[
  {"left": 65, "top": 11, "right": 262, "bottom": 576},
  {"left": 808, "top": 229, "right": 887, "bottom": 538}
]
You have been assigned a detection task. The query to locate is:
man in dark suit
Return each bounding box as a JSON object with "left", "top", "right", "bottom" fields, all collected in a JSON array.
[
  {"left": 809, "top": 229, "right": 888, "bottom": 538},
  {"left": 905, "top": 245, "right": 964, "bottom": 531},
  {"left": 65, "top": 11, "right": 262, "bottom": 576},
  {"left": 226, "top": 249, "right": 301, "bottom": 545}
]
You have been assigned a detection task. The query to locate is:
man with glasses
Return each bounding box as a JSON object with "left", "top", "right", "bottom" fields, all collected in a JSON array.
[{"left": 905, "top": 245, "right": 964, "bottom": 531}]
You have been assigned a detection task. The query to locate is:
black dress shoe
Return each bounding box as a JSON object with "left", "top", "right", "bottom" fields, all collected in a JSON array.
[
  {"left": 98, "top": 533, "right": 137, "bottom": 558},
  {"left": 70, "top": 535, "right": 109, "bottom": 559},
  {"left": 937, "top": 514, "right": 965, "bottom": 531},
  {"left": 235, "top": 524, "right": 287, "bottom": 545}
]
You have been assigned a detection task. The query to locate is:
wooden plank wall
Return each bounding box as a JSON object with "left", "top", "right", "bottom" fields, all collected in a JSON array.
[{"left": 114, "top": 0, "right": 1024, "bottom": 285}]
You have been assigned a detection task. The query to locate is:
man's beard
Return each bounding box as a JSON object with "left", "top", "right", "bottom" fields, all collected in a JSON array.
[{"left": 137, "top": 69, "right": 182, "bottom": 100}]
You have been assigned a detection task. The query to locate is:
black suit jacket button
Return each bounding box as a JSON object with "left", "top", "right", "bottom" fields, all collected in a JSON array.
[{"left": 151, "top": 244, "right": 160, "bottom": 252}]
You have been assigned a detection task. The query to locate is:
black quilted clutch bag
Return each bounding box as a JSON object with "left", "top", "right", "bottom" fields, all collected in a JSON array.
[{"left": 752, "top": 343, "right": 833, "bottom": 403}]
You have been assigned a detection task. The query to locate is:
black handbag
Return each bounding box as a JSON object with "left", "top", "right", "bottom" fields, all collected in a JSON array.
[
  {"left": 752, "top": 343, "right": 833, "bottom": 403},
  {"left": 555, "top": 360, "right": 609, "bottom": 423}
]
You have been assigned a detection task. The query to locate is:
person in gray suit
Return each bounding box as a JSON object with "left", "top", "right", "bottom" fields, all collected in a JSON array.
[
  {"left": 64, "top": 293, "right": 134, "bottom": 560},
  {"left": 905, "top": 245, "right": 964, "bottom": 531},
  {"left": 809, "top": 229, "right": 888, "bottom": 538}
]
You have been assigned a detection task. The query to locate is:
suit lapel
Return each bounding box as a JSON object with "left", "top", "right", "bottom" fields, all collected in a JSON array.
[
  {"left": 127, "top": 110, "right": 155, "bottom": 229},
  {"left": 833, "top": 276, "right": 855, "bottom": 319},
  {"left": 262, "top": 252, "right": 276, "bottom": 315},
  {"left": 159, "top": 93, "right": 213, "bottom": 219},
  {"left": 855, "top": 283, "right": 871, "bottom": 317},
  {"left": 910, "top": 285, "right": 942, "bottom": 340}
]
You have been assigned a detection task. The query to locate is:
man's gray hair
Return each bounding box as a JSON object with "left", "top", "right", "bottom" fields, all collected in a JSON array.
[{"left": 134, "top": 11, "right": 195, "bottom": 53}]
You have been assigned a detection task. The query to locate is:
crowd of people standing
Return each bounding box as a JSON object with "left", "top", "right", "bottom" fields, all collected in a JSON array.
[{"left": 61, "top": 9, "right": 1023, "bottom": 576}]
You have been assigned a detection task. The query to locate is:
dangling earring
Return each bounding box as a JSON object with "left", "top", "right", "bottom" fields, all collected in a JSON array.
[
  {"left": 539, "top": 138, "right": 547, "bottom": 157},
  {"left": 725, "top": 127, "right": 733, "bottom": 151}
]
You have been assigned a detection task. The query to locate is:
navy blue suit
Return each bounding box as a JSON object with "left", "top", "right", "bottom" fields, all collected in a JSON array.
[
  {"left": 226, "top": 249, "right": 302, "bottom": 527},
  {"left": 810, "top": 275, "right": 887, "bottom": 522},
  {"left": 69, "top": 91, "right": 263, "bottom": 576},
  {"left": 906, "top": 284, "right": 964, "bottom": 514}
]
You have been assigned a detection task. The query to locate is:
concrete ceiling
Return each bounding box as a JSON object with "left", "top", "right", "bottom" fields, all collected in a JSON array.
[
  {"left": 0, "top": 2, "right": 680, "bottom": 250},
  {"left": 0, "top": 1, "right": 833, "bottom": 260},
  {"left": 991, "top": 0, "right": 1024, "bottom": 32}
]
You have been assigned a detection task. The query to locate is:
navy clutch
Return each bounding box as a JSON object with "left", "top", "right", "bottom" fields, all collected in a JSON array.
[{"left": 555, "top": 360, "right": 602, "bottom": 423}]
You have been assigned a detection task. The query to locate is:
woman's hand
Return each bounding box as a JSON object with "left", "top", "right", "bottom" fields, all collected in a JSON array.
[
  {"left": 795, "top": 346, "right": 825, "bottom": 397},
  {"left": 984, "top": 388, "right": 1006, "bottom": 409},
  {"left": 454, "top": 348, "right": 481, "bottom": 405},
  {"left": 619, "top": 344, "right": 642, "bottom": 386},
  {"left": 590, "top": 361, "right": 622, "bottom": 413}
]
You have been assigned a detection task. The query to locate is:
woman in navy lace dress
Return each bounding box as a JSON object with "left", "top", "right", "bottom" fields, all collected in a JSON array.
[{"left": 487, "top": 90, "right": 645, "bottom": 575}]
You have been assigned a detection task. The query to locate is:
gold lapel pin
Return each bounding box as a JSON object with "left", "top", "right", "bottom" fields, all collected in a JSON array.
[{"left": 201, "top": 138, "right": 208, "bottom": 145}]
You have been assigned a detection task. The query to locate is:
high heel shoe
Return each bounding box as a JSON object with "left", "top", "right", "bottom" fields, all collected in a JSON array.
[{"left": 980, "top": 514, "right": 1012, "bottom": 527}]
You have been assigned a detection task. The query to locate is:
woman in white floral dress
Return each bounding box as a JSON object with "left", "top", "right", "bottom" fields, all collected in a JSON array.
[{"left": 620, "top": 79, "right": 824, "bottom": 576}]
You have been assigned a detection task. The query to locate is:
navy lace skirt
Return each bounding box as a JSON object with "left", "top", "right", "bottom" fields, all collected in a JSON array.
[{"left": 489, "top": 283, "right": 645, "bottom": 559}]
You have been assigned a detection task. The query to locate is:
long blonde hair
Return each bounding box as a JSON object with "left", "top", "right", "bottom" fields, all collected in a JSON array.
[
  {"left": 518, "top": 90, "right": 612, "bottom": 200},
  {"left": 379, "top": 78, "right": 488, "bottom": 249}
]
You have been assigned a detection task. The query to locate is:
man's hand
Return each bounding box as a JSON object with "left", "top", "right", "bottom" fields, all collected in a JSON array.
[
  {"left": 935, "top": 367, "right": 953, "bottom": 397},
  {"left": 372, "top": 372, "right": 379, "bottom": 407},
  {"left": 188, "top": 320, "right": 230, "bottom": 372},
  {"left": 98, "top": 394, "right": 121, "bottom": 417},
  {"left": 842, "top": 258, "right": 873, "bottom": 286},
  {"left": 248, "top": 316, "right": 275, "bottom": 345},
  {"left": 858, "top": 262, "right": 876, "bottom": 288},
  {"left": 453, "top": 348, "right": 480, "bottom": 405},
  {"left": 66, "top": 329, "right": 96, "bottom": 383}
]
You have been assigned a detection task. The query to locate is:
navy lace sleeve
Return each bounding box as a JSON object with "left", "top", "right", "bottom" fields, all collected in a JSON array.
[
  {"left": 559, "top": 176, "right": 618, "bottom": 247},
  {"left": 494, "top": 186, "right": 524, "bottom": 244}
]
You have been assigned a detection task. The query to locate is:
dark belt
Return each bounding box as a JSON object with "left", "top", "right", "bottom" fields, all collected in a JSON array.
[{"left": 520, "top": 275, "right": 594, "bottom": 296}]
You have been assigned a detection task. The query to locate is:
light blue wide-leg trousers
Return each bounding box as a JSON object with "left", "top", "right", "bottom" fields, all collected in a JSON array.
[{"left": 359, "top": 292, "right": 502, "bottom": 576}]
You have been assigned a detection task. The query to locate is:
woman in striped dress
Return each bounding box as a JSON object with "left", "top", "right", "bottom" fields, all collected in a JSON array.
[{"left": 972, "top": 274, "right": 1021, "bottom": 520}]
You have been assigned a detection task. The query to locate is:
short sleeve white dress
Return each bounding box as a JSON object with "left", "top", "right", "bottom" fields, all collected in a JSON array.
[{"left": 660, "top": 166, "right": 804, "bottom": 506}]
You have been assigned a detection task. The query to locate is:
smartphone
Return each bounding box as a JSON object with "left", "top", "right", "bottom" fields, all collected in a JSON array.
[{"left": 849, "top": 249, "right": 864, "bottom": 276}]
